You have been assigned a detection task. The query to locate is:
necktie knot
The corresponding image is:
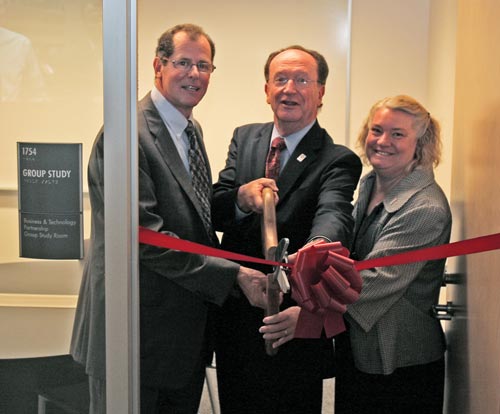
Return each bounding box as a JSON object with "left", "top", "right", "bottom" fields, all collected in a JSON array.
[
  {"left": 271, "top": 137, "right": 286, "bottom": 151},
  {"left": 185, "top": 120, "right": 197, "bottom": 148}
]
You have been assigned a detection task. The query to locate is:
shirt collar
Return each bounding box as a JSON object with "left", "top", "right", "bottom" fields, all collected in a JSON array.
[
  {"left": 271, "top": 120, "right": 315, "bottom": 154},
  {"left": 362, "top": 168, "right": 436, "bottom": 213},
  {"left": 151, "top": 85, "right": 191, "bottom": 136}
]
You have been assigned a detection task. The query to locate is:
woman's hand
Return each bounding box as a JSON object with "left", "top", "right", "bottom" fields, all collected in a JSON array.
[{"left": 259, "top": 306, "right": 301, "bottom": 349}]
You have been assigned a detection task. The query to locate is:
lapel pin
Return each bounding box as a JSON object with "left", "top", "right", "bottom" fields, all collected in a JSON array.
[{"left": 297, "top": 153, "right": 307, "bottom": 162}]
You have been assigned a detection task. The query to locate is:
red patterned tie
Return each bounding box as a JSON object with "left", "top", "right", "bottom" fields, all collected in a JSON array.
[{"left": 265, "top": 137, "right": 286, "bottom": 179}]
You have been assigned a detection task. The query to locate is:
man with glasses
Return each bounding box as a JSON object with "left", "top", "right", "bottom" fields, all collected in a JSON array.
[
  {"left": 212, "top": 45, "right": 362, "bottom": 413},
  {"left": 71, "top": 23, "right": 267, "bottom": 414}
]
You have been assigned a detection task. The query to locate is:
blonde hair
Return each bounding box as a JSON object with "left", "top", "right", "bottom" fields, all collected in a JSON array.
[{"left": 357, "top": 94, "right": 442, "bottom": 169}]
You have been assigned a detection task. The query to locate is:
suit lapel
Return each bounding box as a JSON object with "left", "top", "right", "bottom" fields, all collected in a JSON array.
[
  {"left": 139, "top": 95, "right": 208, "bottom": 222},
  {"left": 255, "top": 125, "right": 273, "bottom": 179},
  {"left": 277, "top": 122, "right": 323, "bottom": 203}
]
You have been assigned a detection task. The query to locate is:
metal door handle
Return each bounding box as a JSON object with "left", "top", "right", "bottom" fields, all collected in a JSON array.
[
  {"left": 442, "top": 272, "right": 465, "bottom": 285},
  {"left": 432, "top": 301, "right": 464, "bottom": 320}
]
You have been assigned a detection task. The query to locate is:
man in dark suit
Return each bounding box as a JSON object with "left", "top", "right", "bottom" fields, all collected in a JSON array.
[
  {"left": 212, "top": 45, "right": 362, "bottom": 413},
  {"left": 70, "top": 23, "right": 267, "bottom": 414}
]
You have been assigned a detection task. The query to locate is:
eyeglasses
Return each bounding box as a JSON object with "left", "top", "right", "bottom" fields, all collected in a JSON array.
[
  {"left": 161, "top": 58, "right": 216, "bottom": 73},
  {"left": 272, "top": 76, "right": 321, "bottom": 89}
]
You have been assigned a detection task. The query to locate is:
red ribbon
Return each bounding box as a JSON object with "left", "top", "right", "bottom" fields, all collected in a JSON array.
[
  {"left": 355, "top": 232, "right": 500, "bottom": 270},
  {"left": 139, "top": 226, "right": 500, "bottom": 271},
  {"left": 139, "top": 226, "right": 500, "bottom": 338},
  {"left": 139, "top": 226, "right": 292, "bottom": 268}
]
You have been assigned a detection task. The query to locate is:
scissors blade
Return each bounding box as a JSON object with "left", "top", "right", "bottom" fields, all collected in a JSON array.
[{"left": 272, "top": 238, "right": 290, "bottom": 293}]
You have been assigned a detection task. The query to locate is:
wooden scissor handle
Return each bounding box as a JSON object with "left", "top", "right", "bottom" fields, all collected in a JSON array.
[
  {"left": 261, "top": 186, "right": 280, "bottom": 356},
  {"left": 261, "top": 186, "right": 278, "bottom": 259}
]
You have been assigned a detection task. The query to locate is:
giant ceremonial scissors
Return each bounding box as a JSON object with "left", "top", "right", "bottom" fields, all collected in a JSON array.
[{"left": 261, "top": 187, "right": 290, "bottom": 356}]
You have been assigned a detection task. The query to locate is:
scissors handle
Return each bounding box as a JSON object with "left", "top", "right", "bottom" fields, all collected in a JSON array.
[
  {"left": 261, "top": 186, "right": 281, "bottom": 356},
  {"left": 261, "top": 187, "right": 278, "bottom": 259}
]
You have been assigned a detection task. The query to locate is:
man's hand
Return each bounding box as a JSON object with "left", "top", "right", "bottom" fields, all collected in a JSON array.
[
  {"left": 237, "top": 266, "right": 268, "bottom": 309},
  {"left": 236, "top": 178, "right": 278, "bottom": 214}
]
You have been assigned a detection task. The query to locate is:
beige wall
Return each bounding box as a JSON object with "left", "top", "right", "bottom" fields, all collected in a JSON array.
[
  {"left": 349, "top": 0, "right": 455, "bottom": 199},
  {"left": 349, "top": 0, "right": 430, "bottom": 139},
  {"left": 427, "top": 0, "right": 456, "bottom": 198}
]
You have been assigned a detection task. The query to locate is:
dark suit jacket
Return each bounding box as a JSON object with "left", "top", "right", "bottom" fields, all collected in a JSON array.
[
  {"left": 213, "top": 121, "right": 362, "bottom": 257},
  {"left": 212, "top": 121, "right": 362, "bottom": 387},
  {"left": 71, "top": 92, "right": 240, "bottom": 389}
]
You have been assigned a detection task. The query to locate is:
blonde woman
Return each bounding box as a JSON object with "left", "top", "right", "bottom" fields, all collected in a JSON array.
[{"left": 335, "top": 95, "right": 451, "bottom": 413}]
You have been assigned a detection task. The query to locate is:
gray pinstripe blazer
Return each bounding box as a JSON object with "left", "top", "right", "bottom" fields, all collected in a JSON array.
[
  {"left": 345, "top": 168, "right": 451, "bottom": 374},
  {"left": 71, "top": 93, "right": 240, "bottom": 388}
]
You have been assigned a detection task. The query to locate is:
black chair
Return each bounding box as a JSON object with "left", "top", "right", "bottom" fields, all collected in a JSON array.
[
  {"left": 37, "top": 380, "right": 89, "bottom": 414},
  {"left": 0, "top": 354, "right": 89, "bottom": 414}
]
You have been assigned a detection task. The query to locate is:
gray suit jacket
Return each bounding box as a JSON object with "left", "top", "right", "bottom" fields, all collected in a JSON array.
[
  {"left": 346, "top": 168, "right": 451, "bottom": 374},
  {"left": 71, "top": 92, "right": 240, "bottom": 388}
]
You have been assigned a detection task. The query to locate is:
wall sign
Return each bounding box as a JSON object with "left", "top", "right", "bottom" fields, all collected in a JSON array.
[{"left": 18, "top": 142, "right": 83, "bottom": 259}]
